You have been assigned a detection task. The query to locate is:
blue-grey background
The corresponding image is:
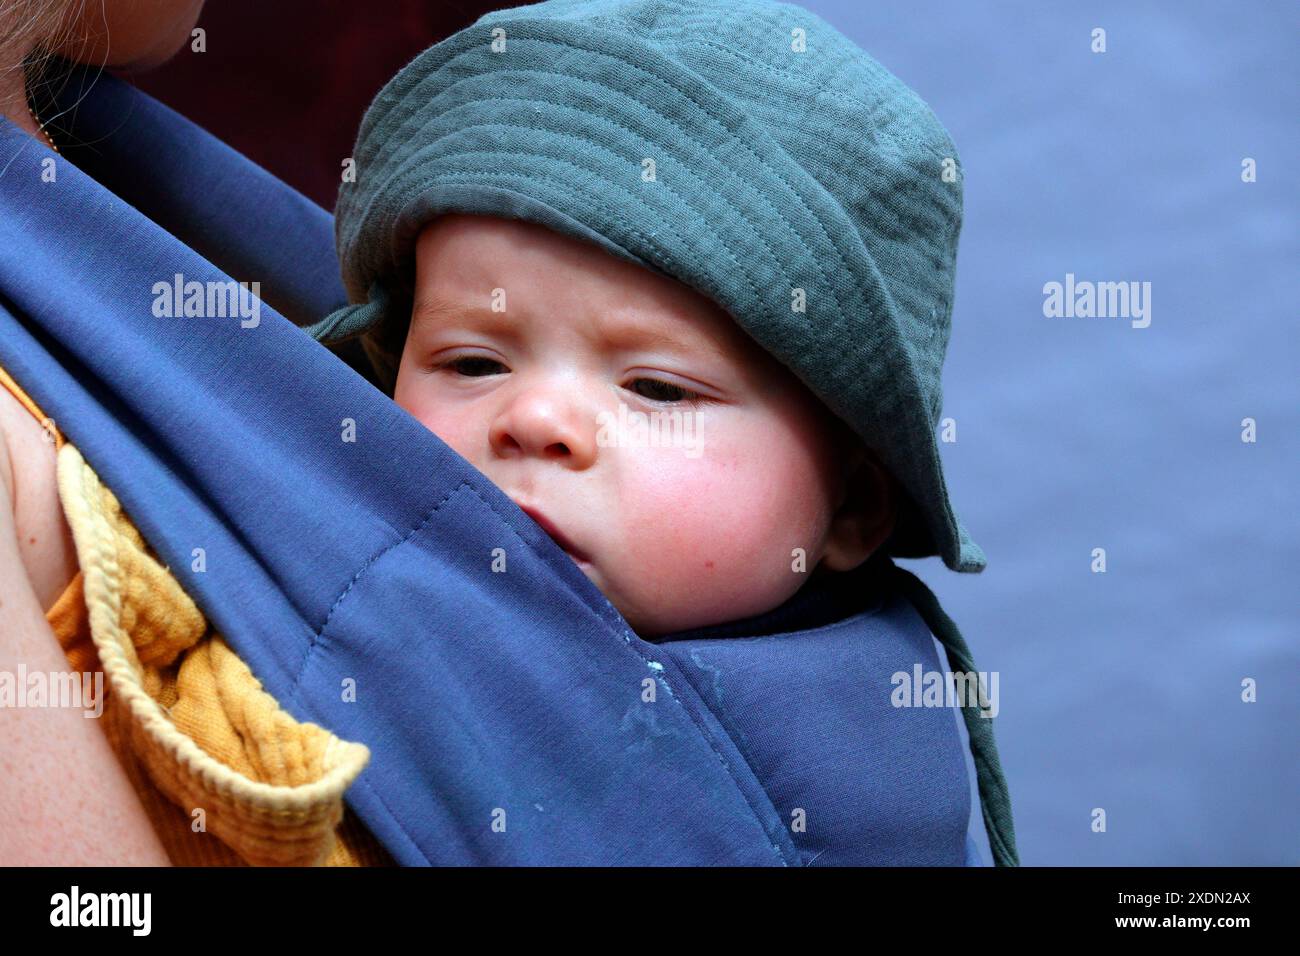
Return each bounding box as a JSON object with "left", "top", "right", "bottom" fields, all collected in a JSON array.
[{"left": 799, "top": 0, "right": 1298, "bottom": 864}]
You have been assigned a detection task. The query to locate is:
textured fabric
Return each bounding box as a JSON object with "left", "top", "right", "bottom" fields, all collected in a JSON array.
[
  {"left": 0, "top": 63, "right": 1014, "bottom": 865},
  {"left": 0, "top": 364, "right": 394, "bottom": 866},
  {"left": 310, "top": 0, "right": 985, "bottom": 575},
  {"left": 652, "top": 554, "right": 978, "bottom": 865}
]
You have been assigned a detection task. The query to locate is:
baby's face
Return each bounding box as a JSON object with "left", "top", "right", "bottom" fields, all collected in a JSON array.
[{"left": 394, "top": 213, "right": 869, "bottom": 636}]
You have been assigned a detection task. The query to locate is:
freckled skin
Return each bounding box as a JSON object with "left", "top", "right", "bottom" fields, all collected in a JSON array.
[{"left": 394, "top": 214, "right": 877, "bottom": 637}]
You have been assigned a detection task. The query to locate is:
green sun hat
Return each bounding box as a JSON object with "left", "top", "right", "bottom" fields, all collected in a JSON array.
[{"left": 308, "top": 0, "right": 986, "bottom": 575}]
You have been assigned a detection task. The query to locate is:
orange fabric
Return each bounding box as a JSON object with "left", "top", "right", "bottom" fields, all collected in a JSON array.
[{"left": 1, "top": 363, "right": 393, "bottom": 867}]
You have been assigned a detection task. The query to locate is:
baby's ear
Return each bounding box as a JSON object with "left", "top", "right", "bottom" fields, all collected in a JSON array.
[{"left": 820, "top": 442, "right": 897, "bottom": 573}]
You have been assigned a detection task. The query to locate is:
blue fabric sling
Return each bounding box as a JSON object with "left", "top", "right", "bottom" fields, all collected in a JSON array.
[{"left": 0, "top": 69, "right": 988, "bottom": 865}]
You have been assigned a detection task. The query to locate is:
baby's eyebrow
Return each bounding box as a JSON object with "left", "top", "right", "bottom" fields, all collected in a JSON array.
[
  {"left": 411, "top": 295, "right": 732, "bottom": 366},
  {"left": 410, "top": 297, "right": 531, "bottom": 349},
  {"left": 411, "top": 296, "right": 503, "bottom": 331},
  {"left": 604, "top": 321, "right": 731, "bottom": 366}
]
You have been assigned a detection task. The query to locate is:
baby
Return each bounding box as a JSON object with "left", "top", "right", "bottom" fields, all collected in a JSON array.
[
  {"left": 388, "top": 211, "right": 896, "bottom": 637},
  {"left": 308, "top": 0, "right": 1017, "bottom": 863}
]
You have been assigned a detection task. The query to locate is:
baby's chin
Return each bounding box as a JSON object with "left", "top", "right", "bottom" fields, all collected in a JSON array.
[
  {"left": 580, "top": 567, "right": 670, "bottom": 638},
  {"left": 597, "top": 573, "right": 774, "bottom": 640},
  {"left": 570, "top": 562, "right": 661, "bottom": 636}
]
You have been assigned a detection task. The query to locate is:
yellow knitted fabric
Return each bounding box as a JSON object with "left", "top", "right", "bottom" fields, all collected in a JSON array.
[{"left": 2, "top": 363, "right": 394, "bottom": 866}]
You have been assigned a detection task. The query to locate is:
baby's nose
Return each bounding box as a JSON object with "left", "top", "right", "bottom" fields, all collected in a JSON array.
[{"left": 488, "top": 384, "right": 598, "bottom": 469}]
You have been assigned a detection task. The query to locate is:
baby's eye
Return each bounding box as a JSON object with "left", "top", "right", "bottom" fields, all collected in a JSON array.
[
  {"left": 443, "top": 356, "right": 508, "bottom": 377},
  {"left": 626, "top": 377, "right": 704, "bottom": 404}
]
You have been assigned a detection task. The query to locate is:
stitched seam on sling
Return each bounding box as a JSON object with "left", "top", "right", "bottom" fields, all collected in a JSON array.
[
  {"left": 293, "top": 477, "right": 790, "bottom": 865},
  {"left": 458, "top": 476, "right": 792, "bottom": 866},
  {"left": 292, "top": 478, "right": 471, "bottom": 693}
]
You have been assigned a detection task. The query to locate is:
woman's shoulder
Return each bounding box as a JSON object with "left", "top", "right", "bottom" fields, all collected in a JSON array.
[{"left": 0, "top": 381, "right": 79, "bottom": 612}]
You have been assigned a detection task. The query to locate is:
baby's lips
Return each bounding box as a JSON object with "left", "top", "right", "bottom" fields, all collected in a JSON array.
[{"left": 515, "top": 501, "right": 590, "bottom": 563}]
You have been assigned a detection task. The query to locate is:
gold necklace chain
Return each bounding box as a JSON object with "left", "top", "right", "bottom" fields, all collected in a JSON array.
[{"left": 27, "top": 102, "right": 60, "bottom": 154}]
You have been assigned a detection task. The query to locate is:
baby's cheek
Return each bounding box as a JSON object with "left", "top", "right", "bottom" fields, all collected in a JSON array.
[
  {"left": 397, "top": 394, "right": 478, "bottom": 462},
  {"left": 617, "top": 441, "right": 822, "bottom": 622}
]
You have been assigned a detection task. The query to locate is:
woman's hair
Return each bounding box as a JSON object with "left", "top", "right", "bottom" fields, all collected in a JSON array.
[{"left": 0, "top": 0, "right": 83, "bottom": 102}]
